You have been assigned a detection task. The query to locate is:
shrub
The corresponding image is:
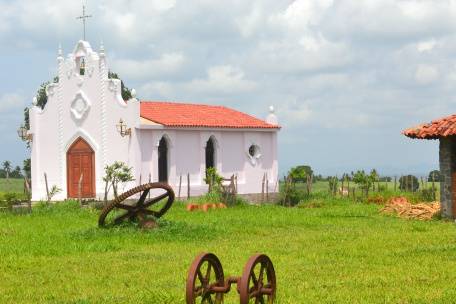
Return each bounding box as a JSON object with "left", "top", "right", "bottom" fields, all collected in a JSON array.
[
  {"left": 428, "top": 170, "right": 440, "bottom": 182},
  {"left": 418, "top": 188, "right": 437, "bottom": 202},
  {"left": 399, "top": 175, "right": 419, "bottom": 192},
  {"left": 204, "top": 167, "right": 223, "bottom": 193},
  {"left": 0, "top": 192, "right": 19, "bottom": 209},
  {"left": 279, "top": 178, "right": 304, "bottom": 207},
  {"left": 288, "top": 165, "right": 313, "bottom": 183}
]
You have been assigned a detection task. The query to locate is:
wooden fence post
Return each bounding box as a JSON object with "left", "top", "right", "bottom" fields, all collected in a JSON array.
[
  {"left": 148, "top": 173, "right": 151, "bottom": 199},
  {"left": 261, "top": 173, "right": 266, "bottom": 203},
  {"left": 178, "top": 175, "right": 182, "bottom": 200},
  {"left": 24, "top": 177, "right": 32, "bottom": 212},
  {"left": 266, "top": 173, "right": 269, "bottom": 202},
  {"left": 235, "top": 174, "right": 238, "bottom": 194},
  {"left": 432, "top": 173, "right": 436, "bottom": 201},
  {"left": 187, "top": 173, "right": 190, "bottom": 199},
  {"left": 394, "top": 176, "right": 397, "bottom": 192},
  {"left": 44, "top": 173, "right": 50, "bottom": 203}
]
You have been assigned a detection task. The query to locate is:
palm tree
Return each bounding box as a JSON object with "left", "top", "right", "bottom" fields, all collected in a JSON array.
[{"left": 2, "top": 161, "right": 11, "bottom": 181}]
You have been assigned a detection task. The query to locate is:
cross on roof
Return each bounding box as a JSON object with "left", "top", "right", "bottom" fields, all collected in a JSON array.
[{"left": 76, "top": 5, "right": 92, "bottom": 41}]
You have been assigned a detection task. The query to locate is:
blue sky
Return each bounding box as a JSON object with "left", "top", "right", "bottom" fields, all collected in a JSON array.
[{"left": 1, "top": 0, "right": 452, "bottom": 177}]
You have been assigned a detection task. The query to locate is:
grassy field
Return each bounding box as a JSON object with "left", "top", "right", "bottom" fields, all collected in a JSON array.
[
  {"left": 0, "top": 178, "right": 24, "bottom": 194},
  {"left": 1, "top": 198, "right": 455, "bottom": 303}
]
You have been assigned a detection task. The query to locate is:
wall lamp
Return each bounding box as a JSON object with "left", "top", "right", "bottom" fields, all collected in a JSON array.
[
  {"left": 17, "top": 125, "right": 32, "bottom": 142},
  {"left": 116, "top": 119, "right": 131, "bottom": 137}
]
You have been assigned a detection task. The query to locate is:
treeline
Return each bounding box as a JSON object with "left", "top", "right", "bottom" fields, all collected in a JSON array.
[
  {"left": 0, "top": 159, "right": 31, "bottom": 179},
  {"left": 288, "top": 165, "right": 440, "bottom": 184}
]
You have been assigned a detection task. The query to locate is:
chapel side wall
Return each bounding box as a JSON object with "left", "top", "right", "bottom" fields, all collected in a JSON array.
[
  {"left": 439, "top": 137, "right": 454, "bottom": 218},
  {"left": 218, "top": 130, "right": 278, "bottom": 195},
  {"left": 137, "top": 129, "right": 279, "bottom": 197}
]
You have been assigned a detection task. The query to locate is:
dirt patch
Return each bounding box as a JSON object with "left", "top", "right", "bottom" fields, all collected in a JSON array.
[{"left": 381, "top": 196, "right": 440, "bottom": 220}]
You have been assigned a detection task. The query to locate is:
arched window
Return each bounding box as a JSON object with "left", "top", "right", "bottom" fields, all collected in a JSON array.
[
  {"left": 158, "top": 136, "right": 168, "bottom": 182},
  {"left": 205, "top": 137, "right": 216, "bottom": 171}
]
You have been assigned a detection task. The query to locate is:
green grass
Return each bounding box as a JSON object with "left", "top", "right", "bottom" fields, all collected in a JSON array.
[
  {"left": 1, "top": 199, "right": 455, "bottom": 303},
  {"left": 0, "top": 178, "right": 24, "bottom": 194}
]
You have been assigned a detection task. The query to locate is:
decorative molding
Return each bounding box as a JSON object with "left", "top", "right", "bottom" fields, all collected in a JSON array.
[
  {"left": 86, "top": 55, "right": 95, "bottom": 77},
  {"left": 99, "top": 54, "right": 108, "bottom": 168},
  {"left": 108, "top": 79, "right": 118, "bottom": 93},
  {"left": 45, "top": 83, "right": 57, "bottom": 97},
  {"left": 76, "top": 75, "right": 84, "bottom": 87},
  {"left": 65, "top": 59, "right": 76, "bottom": 79},
  {"left": 70, "top": 91, "right": 91, "bottom": 121},
  {"left": 246, "top": 144, "right": 262, "bottom": 166},
  {"left": 57, "top": 64, "right": 65, "bottom": 190},
  {"left": 64, "top": 129, "right": 99, "bottom": 152}
]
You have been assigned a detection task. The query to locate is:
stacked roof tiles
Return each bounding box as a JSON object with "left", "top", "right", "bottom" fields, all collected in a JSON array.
[
  {"left": 140, "top": 101, "right": 280, "bottom": 129},
  {"left": 403, "top": 114, "right": 456, "bottom": 139}
]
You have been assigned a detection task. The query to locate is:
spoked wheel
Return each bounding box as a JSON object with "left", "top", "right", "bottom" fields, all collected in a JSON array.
[
  {"left": 239, "top": 254, "right": 276, "bottom": 304},
  {"left": 98, "top": 182, "right": 175, "bottom": 227},
  {"left": 186, "top": 253, "right": 225, "bottom": 304}
]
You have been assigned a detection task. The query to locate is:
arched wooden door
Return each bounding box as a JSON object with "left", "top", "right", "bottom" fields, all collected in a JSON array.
[{"left": 67, "top": 137, "right": 95, "bottom": 198}]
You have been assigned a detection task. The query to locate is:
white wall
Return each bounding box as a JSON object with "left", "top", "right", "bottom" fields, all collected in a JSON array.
[
  {"left": 136, "top": 128, "right": 279, "bottom": 196},
  {"left": 30, "top": 41, "right": 139, "bottom": 201}
]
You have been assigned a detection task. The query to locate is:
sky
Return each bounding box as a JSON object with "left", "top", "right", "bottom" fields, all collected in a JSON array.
[{"left": 1, "top": 0, "right": 455, "bottom": 177}]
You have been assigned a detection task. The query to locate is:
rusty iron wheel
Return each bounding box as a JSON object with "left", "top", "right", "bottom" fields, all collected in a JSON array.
[
  {"left": 98, "top": 182, "right": 175, "bottom": 227},
  {"left": 186, "top": 252, "right": 225, "bottom": 304},
  {"left": 239, "top": 254, "right": 276, "bottom": 304}
]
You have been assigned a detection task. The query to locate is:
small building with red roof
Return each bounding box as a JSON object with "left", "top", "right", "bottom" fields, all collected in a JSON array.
[
  {"left": 28, "top": 40, "right": 280, "bottom": 201},
  {"left": 403, "top": 114, "right": 456, "bottom": 218}
]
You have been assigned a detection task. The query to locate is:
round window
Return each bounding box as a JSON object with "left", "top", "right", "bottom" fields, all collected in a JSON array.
[{"left": 248, "top": 145, "right": 260, "bottom": 157}]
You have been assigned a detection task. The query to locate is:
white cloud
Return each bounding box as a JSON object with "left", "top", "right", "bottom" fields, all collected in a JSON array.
[
  {"left": 415, "top": 64, "right": 439, "bottom": 84},
  {"left": 417, "top": 39, "right": 437, "bottom": 52},
  {"left": 273, "top": 0, "right": 334, "bottom": 30},
  {"left": 0, "top": 93, "right": 26, "bottom": 113},
  {"left": 112, "top": 52, "right": 185, "bottom": 80},
  {"left": 277, "top": 99, "right": 312, "bottom": 127},
  {"left": 186, "top": 65, "right": 256, "bottom": 94}
]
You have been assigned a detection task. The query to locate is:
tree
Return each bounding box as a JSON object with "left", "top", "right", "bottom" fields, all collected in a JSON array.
[
  {"left": 108, "top": 71, "right": 133, "bottom": 101},
  {"left": 288, "top": 165, "right": 313, "bottom": 183},
  {"left": 352, "top": 170, "right": 377, "bottom": 196},
  {"left": 2, "top": 161, "right": 11, "bottom": 181},
  {"left": 428, "top": 170, "right": 441, "bottom": 182},
  {"left": 10, "top": 166, "right": 23, "bottom": 178},
  {"left": 23, "top": 158, "right": 31, "bottom": 179},
  {"left": 103, "top": 161, "right": 135, "bottom": 201},
  {"left": 399, "top": 175, "right": 419, "bottom": 192}
]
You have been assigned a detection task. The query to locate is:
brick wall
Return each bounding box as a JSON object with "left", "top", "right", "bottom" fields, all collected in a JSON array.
[{"left": 439, "top": 137, "right": 454, "bottom": 218}]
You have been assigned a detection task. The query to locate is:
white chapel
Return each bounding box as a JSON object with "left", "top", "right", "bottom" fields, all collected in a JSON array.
[{"left": 29, "top": 40, "right": 280, "bottom": 201}]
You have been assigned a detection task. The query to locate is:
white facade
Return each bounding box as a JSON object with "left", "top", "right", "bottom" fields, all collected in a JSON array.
[{"left": 29, "top": 41, "right": 279, "bottom": 201}]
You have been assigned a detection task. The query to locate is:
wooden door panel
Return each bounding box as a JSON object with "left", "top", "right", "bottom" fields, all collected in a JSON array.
[{"left": 67, "top": 138, "right": 95, "bottom": 198}]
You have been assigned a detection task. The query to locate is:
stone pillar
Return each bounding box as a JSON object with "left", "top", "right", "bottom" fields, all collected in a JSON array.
[{"left": 439, "top": 137, "right": 453, "bottom": 218}]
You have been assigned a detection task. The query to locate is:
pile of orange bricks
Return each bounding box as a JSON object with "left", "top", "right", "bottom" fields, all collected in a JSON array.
[
  {"left": 186, "top": 203, "right": 227, "bottom": 212},
  {"left": 381, "top": 196, "right": 440, "bottom": 220}
]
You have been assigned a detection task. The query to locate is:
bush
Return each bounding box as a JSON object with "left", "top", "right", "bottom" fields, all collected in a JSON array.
[
  {"left": 279, "top": 180, "right": 304, "bottom": 206},
  {"left": 288, "top": 165, "right": 313, "bottom": 183},
  {"left": 0, "top": 192, "right": 19, "bottom": 209},
  {"left": 418, "top": 188, "right": 437, "bottom": 202},
  {"left": 428, "top": 170, "right": 440, "bottom": 182},
  {"left": 399, "top": 175, "right": 419, "bottom": 192}
]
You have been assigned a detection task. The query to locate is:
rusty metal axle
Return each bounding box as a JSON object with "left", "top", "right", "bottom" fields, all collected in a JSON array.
[{"left": 186, "top": 252, "right": 276, "bottom": 304}]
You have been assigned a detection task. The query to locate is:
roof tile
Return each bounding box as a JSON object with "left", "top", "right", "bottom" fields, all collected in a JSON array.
[
  {"left": 403, "top": 114, "right": 456, "bottom": 139},
  {"left": 140, "top": 101, "right": 280, "bottom": 129}
]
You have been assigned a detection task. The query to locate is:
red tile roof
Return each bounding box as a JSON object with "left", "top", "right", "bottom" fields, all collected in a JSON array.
[
  {"left": 140, "top": 101, "right": 280, "bottom": 129},
  {"left": 403, "top": 114, "right": 456, "bottom": 139}
]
